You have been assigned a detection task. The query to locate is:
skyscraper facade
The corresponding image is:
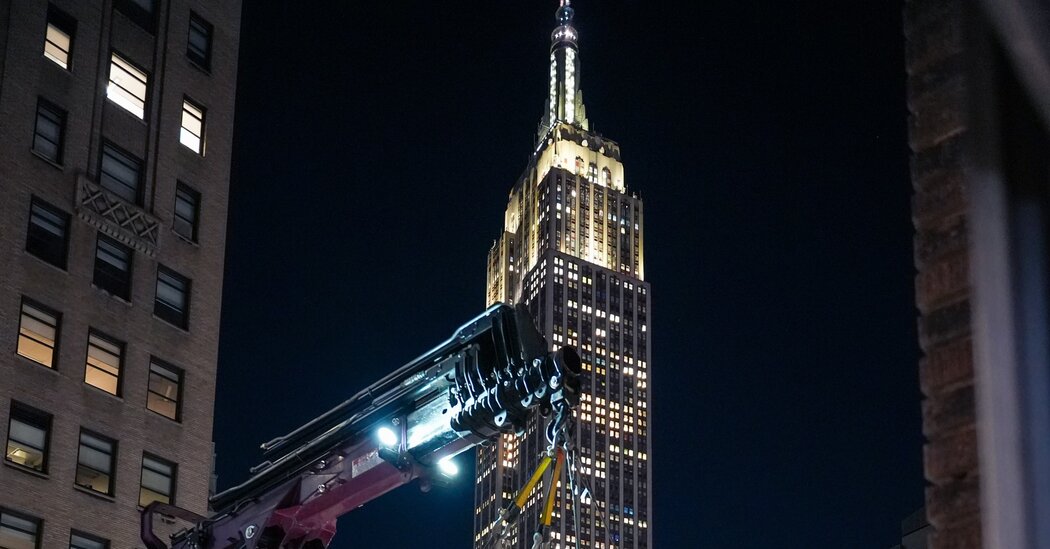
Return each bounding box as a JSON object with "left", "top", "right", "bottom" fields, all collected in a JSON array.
[
  {"left": 475, "top": 3, "right": 652, "bottom": 548},
  {"left": 0, "top": 1, "right": 240, "bottom": 547}
]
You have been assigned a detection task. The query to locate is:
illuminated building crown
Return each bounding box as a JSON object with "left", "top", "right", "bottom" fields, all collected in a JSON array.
[{"left": 538, "top": 0, "right": 590, "bottom": 144}]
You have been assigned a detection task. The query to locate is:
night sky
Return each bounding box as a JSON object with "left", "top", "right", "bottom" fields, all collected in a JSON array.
[{"left": 215, "top": 1, "right": 921, "bottom": 548}]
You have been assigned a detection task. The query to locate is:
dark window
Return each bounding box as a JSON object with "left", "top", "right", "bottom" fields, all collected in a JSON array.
[
  {"left": 113, "top": 0, "right": 156, "bottom": 32},
  {"left": 33, "top": 98, "right": 65, "bottom": 163},
  {"left": 75, "top": 430, "right": 115, "bottom": 496},
  {"left": 84, "top": 331, "right": 123, "bottom": 396},
  {"left": 17, "top": 298, "right": 60, "bottom": 368},
  {"left": 154, "top": 266, "right": 190, "bottom": 329},
  {"left": 25, "top": 197, "right": 69, "bottom": 268},
  {"left": 139, "top": 454, "right": 176, "bottom": 506},
  {"left": 100, "top": 141, "right": 142, "bottom": 204},
  {"left": 187, "top": 13, "right": 212, "bottom": 70},
  {"left": 44, "top": 4, "right": 75, "bottom": 69},
  {"left": 147, "top": 358, "right": 182, "bottom": 421},
  {"left": 0, "top": 509, "right": 41, "bottom": 549},
  {"left": 5, "top": 402, "right": 51, "bottom": 473},
  {"left": 92, "top": 234, "right": 132, "bottom": 300},
  {"left": 70, "top": 531, "right": 109, "bottom": 549},
  {"left": 173, "top": 183, "right": 200, "bottom": 241}
]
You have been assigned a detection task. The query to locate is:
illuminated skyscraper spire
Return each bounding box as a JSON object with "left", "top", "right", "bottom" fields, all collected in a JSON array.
[
  {"left": 538, "top": 0, "right": 590, "bottom": 143},
  {"left": 476, "top": 2, "right": 652, "bottom": 547}
]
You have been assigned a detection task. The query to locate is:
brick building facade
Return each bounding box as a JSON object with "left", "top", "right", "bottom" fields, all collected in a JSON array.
[
  {"left": 907, "top": 0, "right": 1050, "bottom": 546},
  {"left": 905, "top": 0, "right": 982, "bottom": 546},
  {"left": 0, "top": 1, "right": 240, "bottom": 547}
]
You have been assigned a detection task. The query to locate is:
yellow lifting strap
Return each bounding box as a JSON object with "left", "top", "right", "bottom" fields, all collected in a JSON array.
[
  {"left": 515, "top": 455, "right": 553, "bottom": 509},
  {"left": 541, "top": 449, "right": 566, "bottom": 527}
]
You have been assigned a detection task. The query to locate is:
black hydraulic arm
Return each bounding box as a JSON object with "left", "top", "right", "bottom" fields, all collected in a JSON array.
[{"left": 142, "top": 304, "right": 580, "bottom": 549}]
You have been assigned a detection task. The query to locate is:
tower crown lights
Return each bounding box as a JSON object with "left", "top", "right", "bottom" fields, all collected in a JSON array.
[
  {"left": 552, "top": 0, "right": 578, "bottom": 47},
  {"left": 557, "top": 0, "right": 575, "bottom": 25}
]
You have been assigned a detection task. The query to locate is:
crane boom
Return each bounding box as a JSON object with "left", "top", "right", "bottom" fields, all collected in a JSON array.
[{"left": 142, "top": 304, "right": 581, "bottom": 549}]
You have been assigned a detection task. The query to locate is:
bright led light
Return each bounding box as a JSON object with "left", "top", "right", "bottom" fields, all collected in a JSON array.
[
  {"left": 438, "top": 457, "right": 458, "bottom": 477},
  {"left": 377, "top": 426, "right": 398, "bottom": 447}
]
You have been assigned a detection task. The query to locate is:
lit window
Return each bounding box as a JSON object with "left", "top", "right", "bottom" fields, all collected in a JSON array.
[
  {"left": 173, "top": 183, "right": 201, "bottom": 242},
  {"left": 85, "top": 331, "right": 123, "bottom": 396},
  {"left": 155, "top": 266, "right": 190, "bottom": 329},
  {"left": 92, "top": 234, "right": 132, "bottom": 301},
  {"left": 17, "top": 298, "right": 60, "bottom": 368},
  {"left": 32, "top": 98, "right": 66, "bottom": 163},
  {"left": 70, "top": 532, "right": 109, "bottom": 549},
  {"left": 100, "top": 141, "right": 143, "bottom": 204},
  {"left": 5, "top": 402, "right": 51, "bottom": 473},
  {"left": 75, "top": 430, "right": 116, "bottom": 496},
  {"left": 0, "top": 509, "right": 41, "bottom": 549},
  {"left": 139, "top": 454, "right": 176, "bottom": 506},
  {"left": 25, "top": 197, "right": 70, "bottom": 269},
  {"left": 147, "top": 359, "right": 182, "bottom": 421},
  {"left": 44, "top": 5, "right": 75, "bottom": 69},
  {"left": 187, "top": 13, "right": 212, "bottom": 70},
  {"left": 179, "top": 98, "right": 205, "bottom": 154},
  {"left": 107, "top": 52, "right": 147, "bottom": 119}
]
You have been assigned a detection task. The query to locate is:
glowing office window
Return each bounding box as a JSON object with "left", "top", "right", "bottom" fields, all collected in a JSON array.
[
  {"left": 107, "top": 52, "right": 147, "bottom": 119},
  {"left": 179, "top": 98, "right": 205, "bottom": 153},
  {"left": 5, "top": 403, "right": 51, "bottom": 472},
  {"left": 85, "top": 331, "right": 123, "bottom": 396},
  {"left": 17, "top": 299, "right": 59, "bottom": 368},
  {"left": 44, "top": 6, "right": 74, "bottom": 69}
]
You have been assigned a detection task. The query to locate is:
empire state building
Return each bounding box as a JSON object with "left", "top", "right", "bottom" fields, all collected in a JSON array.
[{"left": 475, "top": 2, "right": 652, "bottom": 548}]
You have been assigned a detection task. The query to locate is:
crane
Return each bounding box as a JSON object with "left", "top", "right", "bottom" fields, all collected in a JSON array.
[{"left": 141, "top": 304, "right": 582, "bottom": 549}]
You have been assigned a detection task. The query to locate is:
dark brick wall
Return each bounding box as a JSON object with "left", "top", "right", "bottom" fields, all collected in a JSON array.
[{"left": 905, "top": 0, "right": 981, "bottom": 547}]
